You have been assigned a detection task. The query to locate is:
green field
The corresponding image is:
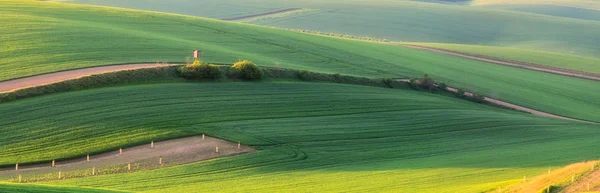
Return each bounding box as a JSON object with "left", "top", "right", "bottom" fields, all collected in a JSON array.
[
  {"left": 470, "top": 0, "right": 600, "bottom": 10},
  {"left": 2, "top": 0, "right": 599, "bottom": 122},
  {"left": 0, "top": 82, "right": 596, "bottom": 192},
  {"left": 480, "top": 4, "right": 600, "bottom": 21},
  {"left": 0, "top": 183, "right": 123, "bottom": 193},
  {"left": 408, "top": 42, "right": 600, "bottom": 73},
  {"left": 64, "top": 0, "right": 600, "bottom": 57}
]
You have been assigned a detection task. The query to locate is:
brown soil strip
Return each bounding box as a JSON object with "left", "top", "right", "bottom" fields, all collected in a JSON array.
[
  {"left": 0, "top": 63, "right": 176, "bottom": 93},
  {"left": 393, "top": 79, "right": 596, "bottom": 124},
  {"left": 221, "top": 8, "right": 302, "bottom": 21},
  {"left": 398, "top": 44, "right": 600, "bottom": 81},
  {"left": 0, "top": 136, "right": 255, "bottom": 182}
]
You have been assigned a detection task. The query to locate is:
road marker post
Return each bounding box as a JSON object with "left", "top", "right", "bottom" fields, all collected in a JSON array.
[
  {"left": 128, "top": 163, "right": 131, "bottom": 172},
  {"left": 151, "top": 141, "right": 154, "bottom": 148},
  {"left": 52, "top": 160, "right": 55, "bottom": 167},
  {"left": 92, "top": 167, "right": 96, "bottom": 176},
  {"left": 216, "top": 146, "right": 219, "bottom": 153},
  {"left": 87, "top": 154, "right": 90, "bottom": 162},
  {"left": 202, "top": 134, "right": 205, "bottom": 140},
  {"left": 58, "top": 171, "right": 62, "bottom": 179},
  {"left": 159, "top": 156, "right": 163, "bottom": 165},
  {"left": 15, "top": 163, "right": 18, "bottom": 171},
  {"left": 18, "top": 174, "right": 22, "bottom": 183},
  {"left": 120, "top": 148, "right": 123, "bottom": 155},
  {"left": 238, "top": 142, "right": 241, "bottom": 150}
]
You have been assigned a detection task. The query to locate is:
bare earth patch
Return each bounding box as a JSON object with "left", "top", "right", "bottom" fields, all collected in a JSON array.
[{"left": 0, "top": 136, "right": 255, "bottom": 182}]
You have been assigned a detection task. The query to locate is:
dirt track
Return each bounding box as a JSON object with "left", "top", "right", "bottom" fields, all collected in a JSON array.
[
  {"left": 399, "top": 44, "right": 600, "bottom": 81},
  {"left": 0, "top": 63, "right": 176, "bottom": 93},
  {"left": 0, "top": 136, "right": 254, "bottom": 182},
  {"left": 221, "top": 8, "right": 302, "bottom": 21},
  {"left": 393, "top": 79, "right": 595, "bottom": 124}
]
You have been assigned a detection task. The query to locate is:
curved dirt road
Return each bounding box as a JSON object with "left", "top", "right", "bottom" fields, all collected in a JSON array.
[
  {"left": 0, "top": 136, "right": 254, "bottom": 182},
  {"left": 0, "top": 63, "right": 594, "bottom": 124},
  {"left": 399, "top": 44, "right": 600, "bottom": 81},
  {"left": 0, "top": 63, "right": 176, "bottom": 93},
  {"left": 393, "top": 79, "right": 595, "bottom": 124}
]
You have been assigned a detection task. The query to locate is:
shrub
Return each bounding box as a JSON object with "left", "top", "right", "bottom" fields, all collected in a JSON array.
[
  {"left": 229, "top": 60, "right": 263, "bottom": 80},
  {"left": 455, "top": 88, "right": 466, "bottom": 98},
  {"left": 382, "top": 78, "right": 394, "bottom": 88},
  {"left": 409, "top": 78, "right": 420, "bottom": 90},
  {"left": 333, "top": 73, "right": 342, "bottom": 83},
  {"left": 418, "top": 74, "right": 436, "bottom": 90},
  {"left": 297, "top": 70, "right": 312, "bottom": 81},
  {"left": 469, "top": 93, "right": 487, "bottom": 103},
  {"left": 437, "top": 83, "right": 448, "bottom": 91},
  {"left": 178, "top": 60, "right": 221, "bottom": 80}
]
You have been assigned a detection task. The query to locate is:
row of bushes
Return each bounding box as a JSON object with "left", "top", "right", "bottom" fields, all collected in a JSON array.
[
  {"left": 408, "top": 74, "right": 487, "bottom": 104},
  {"left": 177, "top": 60, "right": 263, "bottom": 81}
]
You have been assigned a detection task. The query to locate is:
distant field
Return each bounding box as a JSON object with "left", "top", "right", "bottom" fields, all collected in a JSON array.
[
  {"left": 2, "top": 0, "right": 599, "bottom": 122},
  {"left": 408, "top": 42, "right": 600, "bottom": 74},
  {"left": 481, "top": 4, "right": 600, "bottom": 21},
  {"left": 63, "top": 0, "right": 600, "bottom": 57},
  {"left": 471, "top": 0, "right": 600, "bottom": 10},
  {"left": 0, "top": 82, "right": 596, "bottom": 192}
]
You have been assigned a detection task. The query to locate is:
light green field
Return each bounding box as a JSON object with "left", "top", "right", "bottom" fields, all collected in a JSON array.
[
  {"left": 471, "top": 0, "right": 600, "bottom": 10},
  {"left": 0, "top": 183, "right": 123, "bottom": 193},
  {"left": 0, "top": 82, "right": 596, "bottom": 193},
  {"left": 2, "top": 0, "right": 600, "bottom": 122},
  {"left": 64, "top": 0, "right": 600, "bottom": 57},
  {"left": 480, "top": 4, "right": 600, "bottom": 21},
  {"left": 408, "top": 42, "right": 600, "bottom": 74}
]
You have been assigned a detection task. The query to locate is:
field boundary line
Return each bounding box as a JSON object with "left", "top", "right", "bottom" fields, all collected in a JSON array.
[{"left": 398, "top": 44, "right": 600, "bottom": 81}]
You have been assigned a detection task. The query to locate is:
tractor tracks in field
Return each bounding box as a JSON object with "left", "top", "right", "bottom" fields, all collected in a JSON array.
[{"left": 398, "top": 44, "right": 600, "bottom": 82}]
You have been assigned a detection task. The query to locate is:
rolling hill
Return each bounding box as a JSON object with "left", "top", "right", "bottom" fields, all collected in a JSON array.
[
  {"left": 63, "top": 0, "right": 600, "bottom": 57},
  {"left": 2, "top": 0, "right": 599, "bottom": 122},
  {"left": 0, "top": 82, "right": 596, "bottom": 193}
]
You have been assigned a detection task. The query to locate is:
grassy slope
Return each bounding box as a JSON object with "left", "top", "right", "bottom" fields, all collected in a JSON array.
[
  {"left": 2, "top": 0, "right": 600, "bottom": 121},
  {"left": 0, "top": 183, "right": 123, "bottom": 193},
  {"left": 408, "top": 42, "right": 600, "bottom": 74},
  {"left": 0, "top": 82, "right": 595, "bottom": 193},
  {"left": 65, "top": 0, "right": 600, "bottom": 57}
]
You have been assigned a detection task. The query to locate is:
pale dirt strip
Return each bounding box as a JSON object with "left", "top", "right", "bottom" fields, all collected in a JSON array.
[
  {"left": 0, "top": 63, "right": 177, "bottom": 93},
  {"left": 394, "top": 79, "right": 596, "bottom": 124},
  {"left": 0, "top": 136, "right": 255, "bottom": 181},
  {"left": 398, "top": 44, "right": 600, "bottom": 81},
  {"left": 221, "top": 8, "right": 302, "bottom": 21}
]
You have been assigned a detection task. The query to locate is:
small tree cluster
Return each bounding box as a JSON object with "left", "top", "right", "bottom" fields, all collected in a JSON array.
[
  {"left": 229, "top": 60, "right": 263, "bottom": 80},
  {"left": 178, "top": 60, "right": 221, "bottom": 80}
]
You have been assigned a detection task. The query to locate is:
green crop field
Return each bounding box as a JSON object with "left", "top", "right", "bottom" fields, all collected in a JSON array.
[
  {"left": 0, "top": 82, "right": 596, "bottom": 193},
  {"left": 64, "top": 0, "right": 600, "bottom": 57},
  {"left": 480, "top": 4, "right": 600, "bottom": 21},
  {"left": 407, "top": 42, "right": 600, "bottom": 73},
  {"left": 2, "top": 0, "right": 599, "bottom": 122},
  {"left": 470, "top": 0, "right": 600, "bottom": 10},
  {"left": 0, "top": 183, "right": 123, "bottom": 193}
]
